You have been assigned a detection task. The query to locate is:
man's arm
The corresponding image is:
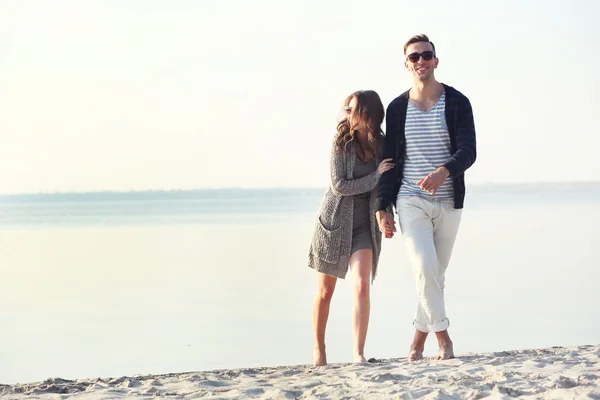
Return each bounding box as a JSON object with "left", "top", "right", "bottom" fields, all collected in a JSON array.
[
  {"left": 375, "top": 104, "right": 399, "bottom": 211},
  {"left": 442, "top": 97, "right": 477, "bottom": 177}
]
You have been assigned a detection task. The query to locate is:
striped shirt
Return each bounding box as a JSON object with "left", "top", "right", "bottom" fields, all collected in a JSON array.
[{"left": 399, "top": 92, "right": 454, "bottom": 200}]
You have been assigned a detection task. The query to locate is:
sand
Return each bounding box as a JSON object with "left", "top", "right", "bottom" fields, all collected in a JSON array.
[{"left": 1, "top": 345, "right": 599, "bottom": 399}]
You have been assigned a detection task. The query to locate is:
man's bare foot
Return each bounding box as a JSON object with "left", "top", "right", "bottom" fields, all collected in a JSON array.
[
  {"left": 313, "top": 346, "right": 327, "bottom": 366},
  {"left": 408, "top": 345, "right": 424, "bottom": 362},
  {"left": 354, "top": 354, "right": 368, "bottom": 363},
  {"left": 432, "top": 342, "right": 454, "bottom": 360},
  {"left": 408, "top": 329, "right": 428, "bottom": 362}
]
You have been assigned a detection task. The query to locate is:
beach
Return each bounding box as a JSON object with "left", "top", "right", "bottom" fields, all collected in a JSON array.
[
  {"left": 2, "top": 0, "right": 599, "bottom": 397},
  {"left": 1, "top": 345, "right": 599, "bottom": 399},
  {"left": 1, "top": 185, "right": 599, "bottom": 388}
]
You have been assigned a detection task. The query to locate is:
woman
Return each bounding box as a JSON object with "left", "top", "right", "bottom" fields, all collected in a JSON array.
[{"left": 308, "top": 90, "right": 394, "bottom": 366}]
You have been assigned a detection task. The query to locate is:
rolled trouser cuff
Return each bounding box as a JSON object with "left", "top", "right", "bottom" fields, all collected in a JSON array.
[{"left": 413, "top": 318, "right": 449, "bottom": 333}]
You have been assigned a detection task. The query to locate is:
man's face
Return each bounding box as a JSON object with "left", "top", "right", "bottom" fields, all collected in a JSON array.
[{"left": 404, "top": 41, "right": 438, "bottom": 81}]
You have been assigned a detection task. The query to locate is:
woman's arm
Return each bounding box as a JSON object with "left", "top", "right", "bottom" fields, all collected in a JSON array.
[{"left": 329, "top": 139, "right": 380, "bottom": 197}]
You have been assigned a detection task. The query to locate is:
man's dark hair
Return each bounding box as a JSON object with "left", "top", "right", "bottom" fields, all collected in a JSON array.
[{"left": 403, "top": 34, "right": 436, "bottom": 55}]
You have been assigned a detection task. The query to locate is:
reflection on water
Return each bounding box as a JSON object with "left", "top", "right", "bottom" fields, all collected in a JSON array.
[{"left": 0, "top": 184, "right": 598, "bottom": 384}]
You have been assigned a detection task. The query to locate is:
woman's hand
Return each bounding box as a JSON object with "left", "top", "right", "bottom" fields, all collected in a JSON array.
[
  {"left": 377, "top": 158, "right": 395, "bottom": 175},
  {"left": 376, "top": 210, "right": 396, "bottom": 238}
]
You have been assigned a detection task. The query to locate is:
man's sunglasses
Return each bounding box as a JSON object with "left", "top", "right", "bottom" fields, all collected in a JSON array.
[{"left": 406, "top": 51, "right": 435, "bottom": 63}]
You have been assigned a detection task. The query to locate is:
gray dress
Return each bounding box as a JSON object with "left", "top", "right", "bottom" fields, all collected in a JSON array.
[
  {"left": 308, "top": 139, "right": 385, "bottom": 282},
  {"left": 351, "top": 156, "right": 377, "bottom": 254}
]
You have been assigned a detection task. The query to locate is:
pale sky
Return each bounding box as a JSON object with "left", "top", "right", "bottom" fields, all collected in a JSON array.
[{"left": 1, "top": 0, "right": 598, "bottom": 194}]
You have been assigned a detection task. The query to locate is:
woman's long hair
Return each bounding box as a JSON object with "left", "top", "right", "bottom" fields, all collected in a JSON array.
[{"left": 335, "top": 90, "right": 385, "bottom": 161}]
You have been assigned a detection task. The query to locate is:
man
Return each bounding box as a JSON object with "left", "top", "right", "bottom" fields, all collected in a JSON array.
[{"left": 376, "top": 34, "right": 476, "bottom": 361}]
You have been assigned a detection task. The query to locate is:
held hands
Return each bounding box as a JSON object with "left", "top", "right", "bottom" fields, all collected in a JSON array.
[
  {"left": 376, "top": 210, "right": 396, "bottom": 239},
  {"left": 375, "top": 159, "right": 396, "bottom": 239},
  {"left": 417, "top": 166, "right": 450, "bottom": 195},
  {"left": 377, "top": 158, "right": 395, "bottom": 176}
]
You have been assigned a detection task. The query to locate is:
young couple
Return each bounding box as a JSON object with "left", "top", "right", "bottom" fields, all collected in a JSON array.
[{"left": 308, "top": 34, "right": 477, "bottom": 366}]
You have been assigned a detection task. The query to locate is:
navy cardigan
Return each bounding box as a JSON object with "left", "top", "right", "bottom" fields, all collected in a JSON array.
[{"left": 376, "top": 84, "right": 477, "bottom": 210}]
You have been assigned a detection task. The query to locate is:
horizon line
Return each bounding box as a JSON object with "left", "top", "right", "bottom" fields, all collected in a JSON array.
[{"left": 1, "top": 180, "right": 600, "bottom": 197}]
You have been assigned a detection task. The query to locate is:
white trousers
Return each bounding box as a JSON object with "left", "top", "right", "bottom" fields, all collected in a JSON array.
[{"left": 396, "top": 196, "right": 462, "bottom": 333}]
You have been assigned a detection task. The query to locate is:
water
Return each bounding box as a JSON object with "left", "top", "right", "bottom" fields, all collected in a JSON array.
[{"left": 0, "top": 183, "right": 599, "bottom": 384}]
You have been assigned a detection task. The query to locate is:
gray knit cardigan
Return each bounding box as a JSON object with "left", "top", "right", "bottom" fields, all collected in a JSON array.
[{"left": 308, "top": 137, "right": 384, "bottom": 283}]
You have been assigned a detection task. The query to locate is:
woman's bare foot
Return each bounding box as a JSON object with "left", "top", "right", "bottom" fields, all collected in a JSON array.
[
  {"left": 432, "top": 341, "right": 454, "bottom": 360},
  {"left": 313, "top": 346, "right": 327, "bottom": 366},
  {"left": 408, "top": 345, "right": 424, "bottom": 362},
  {"left": 354, "top": 354, "right": 368, "bottom": 363}
]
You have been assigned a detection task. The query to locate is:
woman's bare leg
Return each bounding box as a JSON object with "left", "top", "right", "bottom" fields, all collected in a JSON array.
[
  {"left": 350, "top": 249, "right": 372, "bottom": 363},
  {"left": 313, "top": 272, "right": 337, "bottom": 366}
]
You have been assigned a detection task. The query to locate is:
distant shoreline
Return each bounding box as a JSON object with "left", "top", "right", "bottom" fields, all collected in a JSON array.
[{"left": 1, "top": 181, "right": 600, "bottom": 202}]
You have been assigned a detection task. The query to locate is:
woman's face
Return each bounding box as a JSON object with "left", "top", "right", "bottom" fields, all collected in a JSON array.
[{"left": 346, "top": 96, "right": 359, "bottom": 125}]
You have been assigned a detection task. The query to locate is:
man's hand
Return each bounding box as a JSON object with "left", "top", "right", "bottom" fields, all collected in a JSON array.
[
  {"left": 417, "top": 166, "right": 450, "bottom": 195},
  {"left": 376, "top": 210, "right": 396, "bottom": 239}
]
